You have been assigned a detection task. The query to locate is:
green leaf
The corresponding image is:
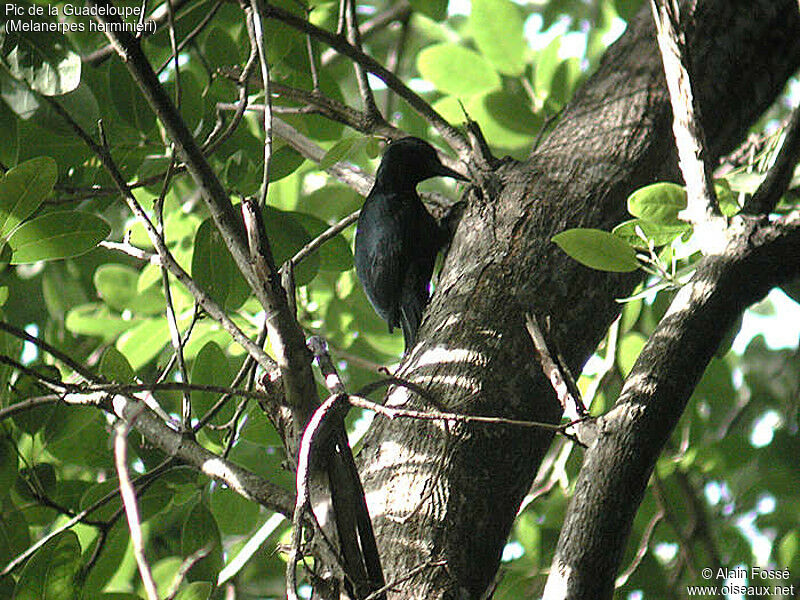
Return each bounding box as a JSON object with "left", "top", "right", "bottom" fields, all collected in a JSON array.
[
  {"left": 319, "top": 135, "right": 362, "bottom": 170},
  {"left": 65, "top": 304, "right": 138, "bottom": 341},
  {"left": 12, "top": 531, "right": 81, "bottom": 600},
  {"left": 7, "top": 211, "right": 110, "bottom": 264},
  {"left": 210, "top": 486, "right": 259, "bottom": 536},
  {"left": 0, "top": 9, "right": 81, "bottom": 96},
  {"left": 552, "top": 228, "right": 640, "bottom": 272},
  {"left": 116, "top": 318, "right": 171, "bottom": 370},
  {"left": 222, "top": 150, "right": 260, "bottom": 196},
  {"left": 434, "top": 94, "right": 537, "bottom": 150},
  {"left": 612, "top": 219, "right": 688, "bottom": 249},
  {"left": 409, "top": 0, "right": 448, "bottom": 21},
  {"left": 163, "top": 71, "right": 204, "bottom": 135},
  {"left": 32, "top": 83, "right": 99, "bottom": 137},
  {"left": 93, "top": 264, "right": 139, "bottom": 312},
  {"left": 203, "top": 27, "right": 241, "bottom": 67},
  {"left": 0, "top": 95, "right": 18, "bottom": 165},
  {"left": 181, "top": 500, "right": 223, "bottom": 583},
  {"left": 43, "top": 405, "right": 111, "bottom": 468},
  {"left": 261, "top": 206, "right": 319, "bottom": 285},
  {"left": 16, "top": 119, "right": 92, "bottom": 174},
  {"left": 82, "top": 521, "right": 132, "bottom": 593},
  {"left": 0, "top": 156, "right": 57, "bottom": 239},
  {"left": 99, "top": 346, "right": 136, "bottom": 384},
  {"left": 192, "top": 218, "right": 251, "bottom": 311},
  {"left": 627, "top": 182, "right": 687, "bottom": 227},
  {"left": 617, "top": 331, "right": 646, "bottom": 376},
  {"left": 715, "top": 178, "right": 741, "bottom": 216},
  {"left": 417, "top": 44, "right": 501, "bottom": 97},
  {"left": 190, "top": 341, "right": 233, "bottom": 426},
  {"left": 109, "top": 59, "right": 156, "bottom": 134},
  {"left": 533, "top": 36, "right": 561, "bottom": 100},
  {"left": 0, "top": 502, "right": 30, "bottom": 565},
  {"left": 471, "top": 0, "right": 527, "bottom": 76},
  {"left": 270, "top": 144, "right": 306, "bottom": 182},
  {"left": 0, "top": 436, "right": 18, "bottom": 491},
  {"left": 174, "top": 582, "right": 213, "bottom": 600},
  {"left": 1, "top": 71, "right": 39, "bottom": 119},
  {"left": 10, "top": 370, "right": 59, "bottom": 434}
]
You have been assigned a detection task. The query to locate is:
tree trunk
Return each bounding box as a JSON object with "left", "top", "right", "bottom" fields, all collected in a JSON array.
[{"left": 356, "top": 1, "right": 800, "bottom": 598}]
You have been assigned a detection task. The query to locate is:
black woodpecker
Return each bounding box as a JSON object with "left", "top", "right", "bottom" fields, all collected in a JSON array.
[{"left": 355, "top": 137, "right": 466, "bottom": 350}]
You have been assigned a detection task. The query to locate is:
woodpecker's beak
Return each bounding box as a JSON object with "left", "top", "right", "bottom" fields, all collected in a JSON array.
[{"left": 436, "top": 163, "right": 468, "bottom": 181}]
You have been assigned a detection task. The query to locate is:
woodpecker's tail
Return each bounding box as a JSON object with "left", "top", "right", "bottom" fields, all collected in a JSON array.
[{"left": 399, "top": 290, "right": 426, "bottom": 351}]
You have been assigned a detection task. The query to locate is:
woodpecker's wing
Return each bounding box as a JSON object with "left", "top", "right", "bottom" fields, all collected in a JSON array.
[
  {"left": 354, "top": 191, "right": 406, "bottom": 331},
  {"left": 397, "top": 198, "right": 441, "bottom": 348}
]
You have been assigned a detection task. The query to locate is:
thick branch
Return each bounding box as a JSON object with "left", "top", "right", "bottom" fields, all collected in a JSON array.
[
  {"left": 358, "top": 2, "right": 800, "bottom": 597},
  {"left": 544, "top": 213, "right": 800, "bottom": 599}
]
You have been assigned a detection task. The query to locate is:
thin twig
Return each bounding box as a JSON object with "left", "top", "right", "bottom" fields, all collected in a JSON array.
[
  {"left": 115, "top": 416, "right": 160, "bottom": 600},
  {"left": 291, "top": 211, "right": 359, "bottom": 266},
  {"left": 363, "top": 559, "right": 448, "bottom": 600},
  {"left": 259, "top": 1, "right": 468, "bottom": 157},
  {"left": 525, "top": 313, "right": 587, "bottom": 417},
  {"left": 194, "top": 325, "right": 268, "bottom": 433},
  {"left": 0, "top": 320, "right": 101, "bottom": 382},
  {"left": 155, "top": 0, "right": 223, "bottom": 75},
  {"left": 246, "top": 0, "right": 273, "bottom": 207},
  {"left": 164, "top": 545, "right": 213, "bottom": 600},
  {"left": 347, "top": 394, "right": 574, "bottom": 433},
  {"left": 308, "top": 337, "right": 386, "bottom": 599},
  {"left": 744, "top": 104, "right": 800, "bottom": 214},
  {"left": 343, "top": 0, "right": 381, "bottom": 122},
  {"left": 614, "top": 497, "right": 665, "bottom": 588},
  {"left": 383, "top": 14, "right": 410, "bottom": 118}
]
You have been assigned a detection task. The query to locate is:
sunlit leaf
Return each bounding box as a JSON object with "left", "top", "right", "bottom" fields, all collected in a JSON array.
[
  {"left": 0, "top": 8, "right": 81, "bottom": 96},
  {"left": 552, "top": 228, "right": 640, "bottom": 272},
  {"left": 627, "top": 182, "right": 687, "bottom": 226},
  {"left": 417, "top": 43, "right": 501, "bottom": 96},
  {"left": 471, "top": 0, "right": 527, "bottom": 76}
]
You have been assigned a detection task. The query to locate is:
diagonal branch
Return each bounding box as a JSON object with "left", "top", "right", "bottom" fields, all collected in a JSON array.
[
  {"left": 651, "top": 0, "right": 725, "bottom": 246},
  {"left": 259, "top": 0, "right": 469, "bottom": 157},
  {"left": 544, "top": 211, "right": 800, "bottom": 599},
  {"left": 88, "top": 1, "right": 319, "bottom": 440},
  {"left": 744, "top": 104, "right": 800, "bottom": 214}
]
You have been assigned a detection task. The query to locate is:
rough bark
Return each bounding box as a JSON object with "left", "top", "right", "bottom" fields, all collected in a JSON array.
[{"left": 356, "top": 1, "right": 800, "bottom": 598}]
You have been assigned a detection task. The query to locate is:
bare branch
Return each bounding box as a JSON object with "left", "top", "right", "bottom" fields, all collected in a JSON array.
[
  {"left": 287, "top": 392, "right": 352, "bottom": 600},
  {"left": 258, "top": 1, "right": 469, "bottom": 157},
  {"left": 111, "top": 392, "right": 295, "bottom": 516},
  {"left": 115, "top": 416, "right": 159, "bottom": 600},
  {"left": 343, "top": 0, "right": 382, "bottom": 122},
  {"left": 651, "top": 0, "right": 725, "bottom": 247},
  {"left": 525, "top": 314, "right": 587, "bottom": 417},
  {"left": 245, "top": 0, "right": 274, "bottom": 207}
]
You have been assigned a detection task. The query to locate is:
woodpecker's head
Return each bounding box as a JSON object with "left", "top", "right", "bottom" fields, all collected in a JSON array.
[{"left": 375, "top": 137, "right": 467, "bottom": 190}]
